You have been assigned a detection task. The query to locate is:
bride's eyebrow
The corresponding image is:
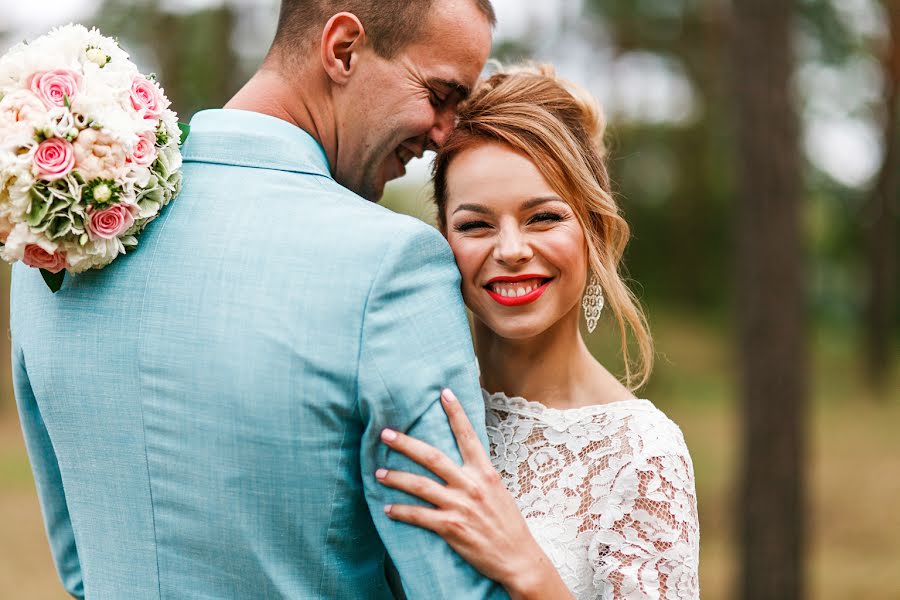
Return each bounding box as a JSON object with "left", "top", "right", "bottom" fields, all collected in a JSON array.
[
  {"left": 521, "top": 196, "right": 564, "bottom": 209},
  {"left": 452, "top": 196, "right": 566, "bottom": 216},
  {"left": 453, "top": 203, "right": 492, "bottom": 215}
]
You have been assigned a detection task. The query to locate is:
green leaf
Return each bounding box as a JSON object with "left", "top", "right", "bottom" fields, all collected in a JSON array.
[
  {"left": 46, "top": 216, "right": 72, "bottom": 240},
  {"left": 26, "top": 189, "right": 51, "bottom": 227},
  {"left": 40, "top": 269, "right": 65, "bottom": 293},
  {"left": 178, "top": 122, "right": 190, "bottom": 146}
]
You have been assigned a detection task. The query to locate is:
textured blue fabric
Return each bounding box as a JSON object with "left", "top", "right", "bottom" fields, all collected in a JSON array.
[{"left": 11, "top": 109, "right": 508, "bottom": 600}]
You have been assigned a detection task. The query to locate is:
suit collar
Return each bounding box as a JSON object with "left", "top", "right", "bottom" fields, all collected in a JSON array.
[{"left": 181, "top": 109, "right": 332, "bottom": 178}]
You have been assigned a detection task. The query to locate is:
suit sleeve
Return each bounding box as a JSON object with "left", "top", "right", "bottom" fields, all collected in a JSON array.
[
  {"left": 12, "top": 344, "right": 84, "bottom": 599},
  {"left": 357, "top": 222, "right": 508, "bottom": 600}
]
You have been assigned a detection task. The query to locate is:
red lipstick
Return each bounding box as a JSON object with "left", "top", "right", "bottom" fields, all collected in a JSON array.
[{"left": 484, "top": 274, "right": 552, "bottom": 307}]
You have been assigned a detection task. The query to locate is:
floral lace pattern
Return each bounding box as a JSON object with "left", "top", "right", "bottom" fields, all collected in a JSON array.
[{"left": 484, "top": 391, "right": 700, "bottom": 599}]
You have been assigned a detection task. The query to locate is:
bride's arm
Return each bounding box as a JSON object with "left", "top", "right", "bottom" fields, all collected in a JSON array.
[{"left": 376, "top": 389, "right": 575, "bottom": 600}]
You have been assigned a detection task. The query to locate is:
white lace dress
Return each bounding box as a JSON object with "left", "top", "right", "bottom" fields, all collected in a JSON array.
[{"left": 484, "top": 390, "right": 700, "bottom": 600}]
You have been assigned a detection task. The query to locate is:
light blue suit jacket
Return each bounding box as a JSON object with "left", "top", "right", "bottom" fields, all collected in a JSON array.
[{"left": 11, "top": 109, "right": 508, "bottom": 599}]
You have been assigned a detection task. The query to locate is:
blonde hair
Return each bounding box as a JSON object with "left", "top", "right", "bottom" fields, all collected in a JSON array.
[{"left": 432, "top": 63, "right": 653, "bottom": 390}]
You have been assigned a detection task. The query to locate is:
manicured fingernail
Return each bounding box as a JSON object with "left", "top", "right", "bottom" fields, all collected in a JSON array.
[
  {"left": 384, "top": 504, "right": 393, "bottom": 515},
  {"left": 381, "top": 428, "right": 397, "bottom": 442},
  {"left": 441, "top": 389, "right": 457, "bottom": 403},
  {"left": 375, "top": 468, "right": 388, "bottom": 480}
]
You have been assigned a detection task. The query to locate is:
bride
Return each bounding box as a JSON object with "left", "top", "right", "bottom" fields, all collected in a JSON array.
[{"left": 374, "top": 65, "right": 699, "bottom": 599}]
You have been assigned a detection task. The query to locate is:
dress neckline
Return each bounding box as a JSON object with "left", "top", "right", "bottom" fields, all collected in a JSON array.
[{"left": 482, "top": 389, "right": 655, "bottom": 420}]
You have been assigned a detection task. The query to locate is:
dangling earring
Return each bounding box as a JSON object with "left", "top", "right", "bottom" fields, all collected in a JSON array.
[{"left": 582, "top": 273, "right": 604, "bottom": 333}]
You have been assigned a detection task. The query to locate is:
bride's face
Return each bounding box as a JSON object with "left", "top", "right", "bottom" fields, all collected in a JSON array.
[{"left": 443, "top": 141, "right": 589, "bottom": 340}]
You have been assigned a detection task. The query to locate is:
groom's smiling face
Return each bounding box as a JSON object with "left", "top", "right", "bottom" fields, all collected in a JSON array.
[{"left": 336, "top": 1, "right": 492, "bottom": 202}]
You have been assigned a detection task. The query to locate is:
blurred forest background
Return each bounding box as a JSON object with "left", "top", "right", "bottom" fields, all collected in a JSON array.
[{"left": 1, "top": 0, "right": 898, "bottom": 599}]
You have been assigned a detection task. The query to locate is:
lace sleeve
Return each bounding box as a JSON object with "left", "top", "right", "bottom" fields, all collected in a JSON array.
[{"left": 587, "top": 418, "right": 700, "bottom": 599}]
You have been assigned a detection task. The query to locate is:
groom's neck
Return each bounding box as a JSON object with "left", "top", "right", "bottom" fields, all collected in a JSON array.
[{"left": 225, "top": 64, "right": 336, "bottom": 166}]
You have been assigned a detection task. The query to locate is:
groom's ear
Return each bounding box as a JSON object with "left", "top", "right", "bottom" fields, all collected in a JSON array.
[{"left": 321, "top": 12, "right": 367, "bottom": 84}]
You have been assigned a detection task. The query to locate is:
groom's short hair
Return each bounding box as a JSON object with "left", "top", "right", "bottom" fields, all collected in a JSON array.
[{"left": 273, "top": 0, "right": 497, "bottom": 58}]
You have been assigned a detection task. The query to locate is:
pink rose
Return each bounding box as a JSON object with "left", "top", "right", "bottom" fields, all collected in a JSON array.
[
  {"left": 28, "top": 69, "right": 83, "bottom": 109},
  {"left": 23, "top": 244, "right": 66, "bottom": 273},
  {"left": 129, "top": 132, "right": 157, "bottom": 167},
  {"left": 87, "top": 203, "right": 137, "bottom": 239},
  {"left": 33, "top": 138, "right": 75, "bottom": 181},
  {"left": 130, "top": 76, "right": 166, "bottom": 119}
]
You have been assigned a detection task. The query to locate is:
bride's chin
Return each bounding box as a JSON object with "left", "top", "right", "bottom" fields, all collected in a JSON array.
[{"left": 475, "top": 313, "right": 551, "bottom": 342}]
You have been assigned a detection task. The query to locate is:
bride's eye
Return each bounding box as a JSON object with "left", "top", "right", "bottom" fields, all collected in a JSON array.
[
  {"left": 528, "top": 212, "right": 565, "bottom": 225},
  {"left": 454, "top": 220, "right": 492, "bottom": 233}
]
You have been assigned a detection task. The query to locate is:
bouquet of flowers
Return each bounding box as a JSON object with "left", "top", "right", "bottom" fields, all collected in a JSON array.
[{"left": 0, "top": 24, "right": 185, "bottom": 292}]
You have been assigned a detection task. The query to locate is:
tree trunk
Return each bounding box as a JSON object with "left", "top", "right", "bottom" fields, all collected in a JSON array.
[
  {"left": 731, "top": 0, "right": 807, "bottom": 598},
  {"left": 864, "top": 0, "right": 899, "bottom": 388}
]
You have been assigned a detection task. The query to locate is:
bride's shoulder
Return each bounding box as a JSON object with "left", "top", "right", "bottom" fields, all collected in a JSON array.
[{"left": 616, "top": 401, "right": 692, "bottom": 458}]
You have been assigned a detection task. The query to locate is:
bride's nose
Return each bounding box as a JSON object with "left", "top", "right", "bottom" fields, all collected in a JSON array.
[{"left": 493, "top": 226, "right": 533, "bottom": 266}]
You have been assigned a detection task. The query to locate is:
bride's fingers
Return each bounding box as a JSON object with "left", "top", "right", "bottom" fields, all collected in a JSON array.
[
  {"left": 375, "top": 468, "right": 455, "bottom": 508},
  {"left": 380, "top": 428, "right": 471, "bottom": 489},
  {"left": 441, "top": 388, "right": 491, "bottom": 467},
  {"left": 383, "top": 503, "right": 444, "bottom": 534}
]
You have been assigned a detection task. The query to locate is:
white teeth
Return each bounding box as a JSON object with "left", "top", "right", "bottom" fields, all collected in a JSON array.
[{"left": 490, "top": 281, "right": 545, "bottom": 297}]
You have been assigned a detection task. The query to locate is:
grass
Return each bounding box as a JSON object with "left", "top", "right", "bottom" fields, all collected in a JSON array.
[{"left": 0, "top": 309, "right": 897, "bottom": 599}]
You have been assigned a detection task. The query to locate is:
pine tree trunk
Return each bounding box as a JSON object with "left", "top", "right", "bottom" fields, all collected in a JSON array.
[
  {"left": 731, "top": 0, "right": 807, "bottom": 598},
  {"left": 864, "top": 0, "right": 899, "bottom": 388}
]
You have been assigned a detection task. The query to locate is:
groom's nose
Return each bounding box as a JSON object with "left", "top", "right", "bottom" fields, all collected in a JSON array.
[{"left": 428, "top": 108, "right": 456, "bottom": 149}]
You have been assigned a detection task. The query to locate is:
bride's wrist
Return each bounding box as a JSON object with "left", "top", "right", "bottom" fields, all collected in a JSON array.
[{"left": 503, "top": 545, "right": 560, "bottom": 600}]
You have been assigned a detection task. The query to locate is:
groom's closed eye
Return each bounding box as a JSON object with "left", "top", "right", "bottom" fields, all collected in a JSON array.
[
  {"left": 428, "top": 78, "right": 470, "bottom": 108},
  {"left": 429, "top": 89, "right": 449, "bottom": 108}
]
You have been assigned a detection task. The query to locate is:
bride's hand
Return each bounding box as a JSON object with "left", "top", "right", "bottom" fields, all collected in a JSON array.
[{"left": 376, "top": 389, "right": 568, "bottom": 599}]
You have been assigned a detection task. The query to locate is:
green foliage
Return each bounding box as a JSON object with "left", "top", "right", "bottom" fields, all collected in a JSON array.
[
  {"left": 798, "top": 0, "right": 860, "bottom": 63},
  {"left": 178, "top": 122, "right": 190, "bottom": 146}
]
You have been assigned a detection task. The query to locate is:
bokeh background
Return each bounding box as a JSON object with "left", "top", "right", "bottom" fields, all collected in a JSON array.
[{"left": 1, "top": 1, "right": 897, "bottom": 598}]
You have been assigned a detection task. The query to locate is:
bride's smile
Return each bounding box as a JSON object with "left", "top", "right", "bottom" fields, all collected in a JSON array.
[{"left": 483, "top": 274, "right": 553, "bottom": 306}]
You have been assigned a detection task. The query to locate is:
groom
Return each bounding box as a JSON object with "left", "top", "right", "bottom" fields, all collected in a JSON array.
[{"left": 11, "top": 1, "right": 507, "bottom": 598}]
